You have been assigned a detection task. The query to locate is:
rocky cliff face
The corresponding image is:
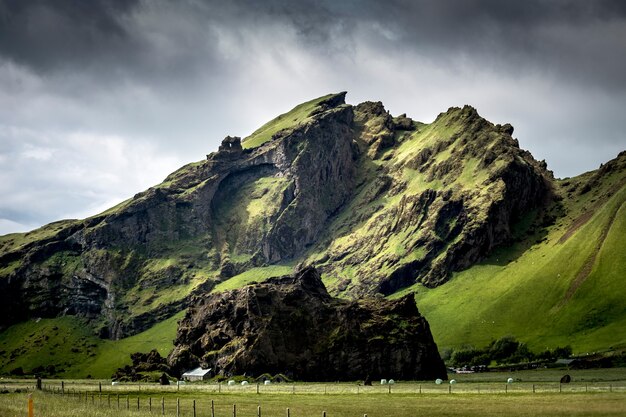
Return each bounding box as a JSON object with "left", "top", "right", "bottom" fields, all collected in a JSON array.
[
  {"left": 310, "top": 103, "right": 552, "bottom": 295},
  {"left": 168, "top": 267, "right": 447, "bottom": 381},
  {"left": 0, "top": 91, "right": 553, "bottom": 340},
  {"left": 0, "top": 93, "right": 357, "bottom": 337}
]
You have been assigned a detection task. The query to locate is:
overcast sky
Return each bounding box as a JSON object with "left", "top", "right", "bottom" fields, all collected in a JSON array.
[{"left": 1, "top": 0, "right": 625, "bottom": 235}]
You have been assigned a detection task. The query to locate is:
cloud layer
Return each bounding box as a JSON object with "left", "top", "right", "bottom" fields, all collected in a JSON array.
[{"left": 1, "top": 0, "right": 625, "bottom": 233}]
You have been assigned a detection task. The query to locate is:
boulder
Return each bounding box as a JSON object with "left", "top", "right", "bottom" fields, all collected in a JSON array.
[{"left": 168, "top": 267, "right": 447, "bottom": 381}]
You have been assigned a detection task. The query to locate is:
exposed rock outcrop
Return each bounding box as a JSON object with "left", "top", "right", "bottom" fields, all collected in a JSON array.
[
  {"left": 315, "top": 103, "right": 553, "bottom": 295},
  {"left": 168, "top": 267, "right": 447, "bottom": 381}
]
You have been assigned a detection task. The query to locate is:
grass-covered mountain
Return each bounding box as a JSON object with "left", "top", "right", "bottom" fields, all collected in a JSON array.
[{"left": 0, "top": 92, "right": 624, "bottom": 377}]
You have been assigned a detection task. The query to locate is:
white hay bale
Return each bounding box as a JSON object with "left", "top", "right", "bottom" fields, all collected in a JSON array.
[
  {"left": 388, "top": 379, "right": 395, "bottom": 385},
  {"left": 264, "top": 380, "right": 271, "bottom": 385},
  {"left": 380, "top": 379, "right": 387, "bottom": 385},
  {"left": 449, "top": 379, "right": 457, "bottom": 384},
  {"left": 435, "top": 379, "right": 443, "bottom": 385},
  {"left": 507, "top": 378, "right": 514, "bottom": 384},
  {"left": 241, "top": 381, "right": 249, "bottom": 386},
  {"left": 228, "top": 380, "right": 236, "bottom": 386}
]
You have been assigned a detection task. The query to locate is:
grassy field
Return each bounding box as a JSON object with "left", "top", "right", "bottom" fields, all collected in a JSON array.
[
  {"left": 1, "top": 369, "right": 626, "bottom": 416},
  {"left": 1, "top": 384, "right": 626, "bottom": 417}
]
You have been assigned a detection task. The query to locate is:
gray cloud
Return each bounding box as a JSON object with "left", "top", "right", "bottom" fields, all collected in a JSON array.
[
  {"left": 0, "top": 0, "right": 140, "bottom": 71},
  {"left": 0, "top": 0, "right": 625, "bottom": 234}
]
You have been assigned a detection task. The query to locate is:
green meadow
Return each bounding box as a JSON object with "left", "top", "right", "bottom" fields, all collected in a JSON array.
[{"left": 1, "top": 376, "right": 626, "bottom": 417}]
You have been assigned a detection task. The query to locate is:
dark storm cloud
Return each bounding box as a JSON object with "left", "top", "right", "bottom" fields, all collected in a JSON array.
[
  {"left": 2, "top": 0, "right": 625, "bottom": 91},
  {"left": 0, "top": 0, "right": 140, "bottom": 71},
  {"left": 257, "top": 0, "right": 626, "bottom": 91},
  {"left": 0, "top": 0, "right": 227, "bottom": 88},
  {"left": 0, "top": 0, "right": 624, "bottom": 234}
]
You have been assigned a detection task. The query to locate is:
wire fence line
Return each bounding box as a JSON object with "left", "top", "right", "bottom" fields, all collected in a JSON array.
[{"left": 9, "top": 379, "right": 626, "bottom": 395}]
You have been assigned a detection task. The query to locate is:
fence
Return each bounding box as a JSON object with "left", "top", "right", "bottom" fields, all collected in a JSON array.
[
  {"left": 30, "top": 380, "right": 626, "bottom": 396},
  {"left": 4, "top": 378, "right": 626, "bottom": 395},
  {"left": 5, "top": 380, "right": 625, "bottom": 417}
]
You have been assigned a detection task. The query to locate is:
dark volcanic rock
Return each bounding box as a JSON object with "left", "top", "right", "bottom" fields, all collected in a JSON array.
[{"left": 168, "top": 267, "right": 447, "bottom": 381}]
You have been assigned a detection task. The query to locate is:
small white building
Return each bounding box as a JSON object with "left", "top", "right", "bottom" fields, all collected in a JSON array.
[{"left": 182, "top": 367, "right": 212, "bottom": 382}]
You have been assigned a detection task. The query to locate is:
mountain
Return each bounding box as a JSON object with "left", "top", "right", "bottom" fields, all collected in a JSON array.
[{"left": 0, "top": 92, "right": 624, "bottom": 377}]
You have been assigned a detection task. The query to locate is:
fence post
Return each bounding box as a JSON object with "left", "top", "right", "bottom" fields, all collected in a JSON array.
[
  {"left": 388, "top": 384, "right": 391, "bottom": 394},
  {"left": 449, "top": 385, "right": 452, "bottom": 394},
  {"left": 219, "top": 382, "right": 221, "bottom": 393},
  {"left": 149, "top": 397, "right": 152, "bottom": 412},
  {"left": 292, "top": 385, "right": 295, "bottom": 394},
  {"left": 286, "top": 408, "right": 290, "bottom": 417},
  {"left": 162, "top": 397, "right": 165, "bottom": 416},
  {"left": 258, "top": 405, "right": 261, "bottom": 417},
  {"left": 211, "top": 399, "right": 215, "bottom": 417},
  {"left": 323, "top": 411, "right": 326, "bottom": 417},
  {"left": 505, "top": 384, "right": 508, "bottom": 394},
  {"left": 137, "top": 397, "right": 140, "bottom": 411},
  {"left": 233, "top": 403, "right": 237, "bottom": 417},
  {"left": 193, "top": 399, "right": 197, "bottom": 417},
  {"left": 99, "top": 382, "right": 102, "bottom": 393},
  {"left": 61, "top": 381, "right": 65, "bottom": 394},
  {"left": 532, "top": 384, "right": 535, "bottom": 393},
  {"left": 177, "top": 398, "right": 180, "bottom": 417},
  {"left": 559, "top": 383, "right": 562, "bottom": 393},
  {"left": 419, "top": 384, "right": 421, "bottom": 394},
  {"left": 28, "top": 393, "right": 34, "bottom": 417}
]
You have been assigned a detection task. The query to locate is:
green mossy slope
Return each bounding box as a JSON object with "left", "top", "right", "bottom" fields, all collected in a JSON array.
[
  {"left": 242, "top": 93, "right": 338, "bottom": 149},
  {"left": 407, "top": 155, "right": 626, "bottom": 354}
]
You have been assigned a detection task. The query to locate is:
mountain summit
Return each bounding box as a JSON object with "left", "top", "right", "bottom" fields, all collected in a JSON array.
[{"left": 1, "top": 93, "right": 624, "bottom": 377}]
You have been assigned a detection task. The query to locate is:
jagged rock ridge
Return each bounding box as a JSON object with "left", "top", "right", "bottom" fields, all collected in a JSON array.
[
  {"left": 0, "top": 92, "right": 552, "bottom": 338},
  {"left": 168, "top": 267, "right": 447, "bottom": 381}
]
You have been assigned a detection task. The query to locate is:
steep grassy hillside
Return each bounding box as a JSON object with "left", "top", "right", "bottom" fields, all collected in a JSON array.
[
  {"left": 402, "top": 152, "right": 626, "bottom": 353},
  {"left": 0, "top": 311, "right": 183, "bottom": 378}
]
